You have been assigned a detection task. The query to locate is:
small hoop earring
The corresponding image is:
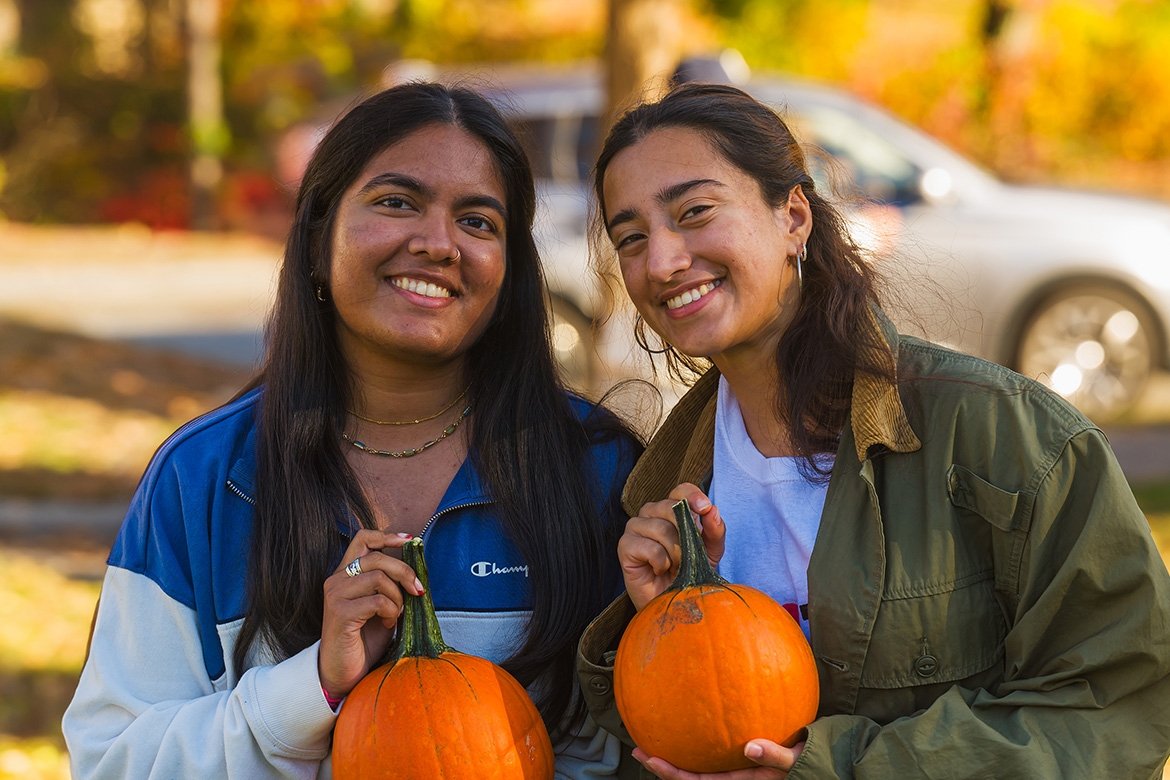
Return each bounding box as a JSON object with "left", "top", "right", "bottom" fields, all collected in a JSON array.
[
  {"left": 450, "top": 248, "right": 461, "bottom": 263},
  {"left": 315, "top": 284, "right": 327, "bottom": 302}
]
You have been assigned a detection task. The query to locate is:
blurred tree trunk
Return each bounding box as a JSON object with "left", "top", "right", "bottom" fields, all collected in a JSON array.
[
  {"left": 603, "top": 0, "right": 685, "bottom": 134},
  {"left": 185, "top": 0, "right": 224, "bottom": 230},
  {"left": 978, "top": 0, "right": 1046, "bottom": 172}
]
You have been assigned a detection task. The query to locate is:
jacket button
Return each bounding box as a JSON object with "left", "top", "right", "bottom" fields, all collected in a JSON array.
[
  {"left": 914, "top": 654, "right": 939, "bottom": 678},
  {"left": 588, "top": 675, "right": 611, "bottom": 696}
]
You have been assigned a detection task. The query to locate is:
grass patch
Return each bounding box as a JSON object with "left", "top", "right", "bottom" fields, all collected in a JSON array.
[
  {"left": 0, "top": 550, "right": 101, "bottom": 780},
  {"left": 0, "top": 552, "right": 101, "bottom": 676},
  {"left": 1132, "top": 482, "right": 1170, "bottom": 572},
  {"left": 1133, "top": 481, "right": 1170, "bottom": 515}
]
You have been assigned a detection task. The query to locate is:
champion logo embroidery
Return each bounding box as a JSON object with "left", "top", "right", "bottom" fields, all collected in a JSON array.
[{"left": 470, "top": 561, "right": 530, "bottom": 578}]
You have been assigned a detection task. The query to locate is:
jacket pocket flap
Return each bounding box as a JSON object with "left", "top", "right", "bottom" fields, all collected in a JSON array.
[
  {"left": 859, "top": 576, "right": 1005, "bottom": 689},
  {"left": 947, "top": 464, "right": 1022, "bottom": 533}
]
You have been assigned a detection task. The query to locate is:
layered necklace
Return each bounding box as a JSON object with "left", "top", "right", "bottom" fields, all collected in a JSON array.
[{"left": 343, "top": 387, "right": 471, "bottom": 459}]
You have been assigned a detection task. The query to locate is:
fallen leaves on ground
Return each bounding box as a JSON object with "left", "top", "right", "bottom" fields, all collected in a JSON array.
[{"left": 0, "top": 317, "right": 250, "bottom": 501}]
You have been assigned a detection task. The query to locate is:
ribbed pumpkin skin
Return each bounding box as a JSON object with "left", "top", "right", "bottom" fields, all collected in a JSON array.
[
  {"left": 332, "top": 651, "right": 553, "bottom": 779},
  {"left": 614, "top": 576, "right": 819, "bottom": 772}
]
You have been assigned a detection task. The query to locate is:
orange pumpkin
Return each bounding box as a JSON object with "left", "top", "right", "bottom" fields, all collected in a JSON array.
[
  {"left": 614, "top": 500, "right": 819, "bottom": 773},
  {"left": 332, "top": 539, "right": 554, "bottom": 779}
]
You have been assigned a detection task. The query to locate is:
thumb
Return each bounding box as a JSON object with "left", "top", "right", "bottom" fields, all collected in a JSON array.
[
  {"left": 696, "top": 503, "right": 726, "bottom": 568},
  {"left": 744, "top": 739, "right": 799, "bottom": 770}
]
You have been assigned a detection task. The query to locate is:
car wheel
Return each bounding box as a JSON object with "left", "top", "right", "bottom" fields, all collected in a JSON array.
[
  {"left": 1015, "top": 284, "right": 1157, "bottom": 423},
  {"left": 550, "top": 297, "right": 596, "bottom": 391}
]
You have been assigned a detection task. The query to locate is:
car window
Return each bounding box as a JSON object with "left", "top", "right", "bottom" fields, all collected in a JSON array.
[{"left": 787, "top": 105, "right": 922, "bottom": 206}]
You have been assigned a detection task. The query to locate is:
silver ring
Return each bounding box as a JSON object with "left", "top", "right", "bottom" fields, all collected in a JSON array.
[{"left": 344, "top": 557, "right": 363, "bottom": 578}]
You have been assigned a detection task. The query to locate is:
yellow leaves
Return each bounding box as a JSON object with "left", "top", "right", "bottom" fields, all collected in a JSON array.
[
  {"left": 0, "top": 736, "right": 71, "bottom": 780},
  {"left": 721, "top": 0, "right": 1170, "bottom": 199},
  {"left": 0, "top": 550, "right": 101, "bottom": 674},
  {"left": 0, "top": 551, "right": 101, "bottom": 779},
  {"left": 0, "top": 391, "right": 182, "bottom": 477}
]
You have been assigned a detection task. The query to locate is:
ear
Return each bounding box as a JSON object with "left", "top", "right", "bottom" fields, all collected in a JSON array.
[{"left": 774, "top": 184, "right": 813, "bottom": 252}]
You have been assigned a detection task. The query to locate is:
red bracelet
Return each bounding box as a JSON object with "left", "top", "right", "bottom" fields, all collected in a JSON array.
[{"left": 322, "top": 685, "right": 343, "bottom": 711}]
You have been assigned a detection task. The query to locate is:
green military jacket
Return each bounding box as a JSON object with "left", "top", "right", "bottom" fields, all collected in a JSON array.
[{"left": 578, "top": 315, "right": 1170, "bottom": 778}]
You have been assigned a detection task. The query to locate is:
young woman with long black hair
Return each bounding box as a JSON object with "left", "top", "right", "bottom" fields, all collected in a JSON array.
[{"left": 64, "top": 82, "right": 640, "bottom": 778}]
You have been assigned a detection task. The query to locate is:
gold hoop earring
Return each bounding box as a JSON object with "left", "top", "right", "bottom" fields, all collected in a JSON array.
[{"left": 315, "top": 284, "right": 327, "bottom": 302}]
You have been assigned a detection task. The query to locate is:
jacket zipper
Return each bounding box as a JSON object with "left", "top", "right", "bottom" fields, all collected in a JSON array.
[
  {"left": 225, "top": 479, "right": 256, "bottom": 506},
  {"left": 419, "top": 499, "right": 491, "bottom": 540}
]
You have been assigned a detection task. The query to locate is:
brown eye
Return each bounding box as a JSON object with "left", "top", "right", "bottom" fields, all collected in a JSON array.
[
  {"left": 374, "top": 196, "right": 413, "bottom": 211},
  {"left": 614, "top": 232, "right": 646, "bottom": 250},
  {"left": 459, "top": 215, "right": 497, "bottom": 234}
]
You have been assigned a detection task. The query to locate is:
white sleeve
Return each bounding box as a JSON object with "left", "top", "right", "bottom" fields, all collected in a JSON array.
[{"left": 62, "top": 566, "right": 337, "bottom": 779}]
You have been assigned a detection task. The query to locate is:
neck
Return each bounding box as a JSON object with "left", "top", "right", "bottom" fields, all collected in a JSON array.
[
  {"left": 714, "top": 357, "right": 795, "bottom": 458},
  {"left": 348, "top": 362, "right": 470, "bottom": 424}
]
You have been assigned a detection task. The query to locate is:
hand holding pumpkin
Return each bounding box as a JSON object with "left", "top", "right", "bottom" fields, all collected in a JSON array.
[
  {"left": 332, "top": 539, "right": 554, "bottom": 779},
  {"left": 319, "top": 529, "right": 424, "bottom": 701},
  {"left": 614, "top": 501, "right": 819, "bottom": 773},
  {"left": 632, "top": 738, "right": 805, "bottom": 779},
  {"left": 619, "top": 482, "right": 726, "bottom": 611}
]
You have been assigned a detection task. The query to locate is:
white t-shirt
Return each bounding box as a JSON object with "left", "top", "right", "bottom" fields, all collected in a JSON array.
[{"left": 708, "top": 376, "right": 832, "bottom": 639}]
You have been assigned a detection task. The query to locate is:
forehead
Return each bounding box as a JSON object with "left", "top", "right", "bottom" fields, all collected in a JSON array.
[
  {"left": 603, "top": 127, "right": 740, "bottom": 201},
  {"left": 349, "top": 124, "right": 505, "bottom": 198}
]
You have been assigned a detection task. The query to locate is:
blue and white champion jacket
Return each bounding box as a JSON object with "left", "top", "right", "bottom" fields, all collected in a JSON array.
[{"left": 62, "top": 387, "right": 638, "bottom": 779}]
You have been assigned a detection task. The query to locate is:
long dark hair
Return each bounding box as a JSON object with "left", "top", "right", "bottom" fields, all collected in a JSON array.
[
  {"left": 592, "top": 82, "right": 893, "bottom": 471},
  {"left": 235, "top": 82, "right": 636, "bottom": 738}
]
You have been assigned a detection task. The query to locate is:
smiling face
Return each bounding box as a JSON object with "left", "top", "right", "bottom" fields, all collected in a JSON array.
[
  {"left": 602, "top": 127, "right": 811, "bottom": 371},
  {"left": 327, "top": 124, "right": 508, "bottom": 373}
]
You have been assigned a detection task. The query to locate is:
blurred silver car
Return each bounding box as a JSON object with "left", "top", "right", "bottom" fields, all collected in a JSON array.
[{"left": 458, "top": 57, "right": 1170, "bottom": 423}]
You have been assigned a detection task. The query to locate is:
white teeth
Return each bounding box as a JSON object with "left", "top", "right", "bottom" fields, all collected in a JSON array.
[
  {"left": 666, "top": 281, "right": 720, "bottom": 310},
  {"left": 392, "top": 277, "right": 452, "bottom": 299}
]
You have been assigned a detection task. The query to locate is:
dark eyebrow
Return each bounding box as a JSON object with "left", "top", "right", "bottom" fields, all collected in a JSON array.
[
  {"left": 454, "top": 194, "right": 507, "bottom": 221},
  {"left": 356, "top": 173, "right": 507, "bottom": 220},
  {"left": 357, "top": 172, "right": 427, "bottom": 197},
  {"left": 658, "top": 178, "right": 723, "bottom": 205},
  {"left": 606, "top": 207, "right": 638, "bottom": 235},
  {"left": 605, "top": 178, "right": 724, "bottom": 234}
]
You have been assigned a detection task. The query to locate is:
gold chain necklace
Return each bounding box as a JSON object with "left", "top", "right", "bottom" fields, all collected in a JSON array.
[
  {"left": 348, "top": 386, "right": 469, "bottom": 426},
  {"left": 342, "top": 405, "right": 471, "bottom": 458}
]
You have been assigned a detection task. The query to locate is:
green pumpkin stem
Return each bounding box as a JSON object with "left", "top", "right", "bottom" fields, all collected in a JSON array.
[
  {"left": 393, "top": 539, "right": 451, "bottom": 661},
  {"left": 669, "top": 500, "right": 729, "bottom": 591}
]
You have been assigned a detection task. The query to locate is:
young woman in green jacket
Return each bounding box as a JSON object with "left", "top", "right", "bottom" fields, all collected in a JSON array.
[{"left": 578, "top": 81, "right": 1170, "bottom": 778}]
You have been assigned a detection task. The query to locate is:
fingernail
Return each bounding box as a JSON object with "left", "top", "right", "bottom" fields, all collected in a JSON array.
[
  {"left": 693, "top": 497, "right": 712, "bottom": 511},
  {"left": 745, "top": 743, "right": 764, "bottom": 759},
  {"left": 396, "top": 532, "right": 412, "bottom": 538},
  {"left": 414, "top": 578, "right": 424, "bottom": 593}
]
